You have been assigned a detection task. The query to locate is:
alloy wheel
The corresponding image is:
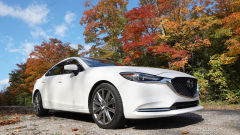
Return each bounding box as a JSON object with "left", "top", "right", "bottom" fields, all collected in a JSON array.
[{"left": 92, "top": 88, "right": 116, "bottom": 125}]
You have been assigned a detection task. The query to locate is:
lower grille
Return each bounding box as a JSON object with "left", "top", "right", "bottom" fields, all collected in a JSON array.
[
  {"left": 171, "top": 77, "right": 198, "bottom": 98},
  {"left": 137, "top": 100, "right": 199, "bottom": 112},
  {"left": 170, "top": 100, "right": 199, "bottom": 110}
]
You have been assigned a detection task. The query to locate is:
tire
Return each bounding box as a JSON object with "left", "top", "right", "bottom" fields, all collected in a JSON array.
[
  {"left": 33, "top": 91, "right": 49, "bottom": 116},
  {"left": 90, "top": 83, "right": 126, "bottom": 129}
]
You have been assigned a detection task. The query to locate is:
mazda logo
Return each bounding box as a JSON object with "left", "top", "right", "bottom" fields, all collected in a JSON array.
[{"left": 186, "top": 79, "right": 194, "bottom": 89}]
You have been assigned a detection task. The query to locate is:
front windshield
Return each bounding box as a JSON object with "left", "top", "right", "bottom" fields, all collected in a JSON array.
[{"left": 80, "top": 57, "right": 123, "bottom": 67}]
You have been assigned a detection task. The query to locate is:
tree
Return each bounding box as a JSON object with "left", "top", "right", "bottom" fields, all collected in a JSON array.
[
  {"left": 0, "top": 63, "right": 29, "bottom": 105},
  {"left": 80, "top": 0, "right": 128, "bottom": 62}
]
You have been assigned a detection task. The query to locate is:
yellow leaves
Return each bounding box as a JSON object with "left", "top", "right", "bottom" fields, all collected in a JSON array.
[
  {"left": 155, "top": 34, "right": 165, "bottom": 40},
  {"left": 194, "top": 6, "right": 205, "bottom": 13},
  {"left": 219, "top": 39, "right": 240, "bottom": 65},
  {"left": 13, "top": 129, "right": 21, "bottom": 132}
]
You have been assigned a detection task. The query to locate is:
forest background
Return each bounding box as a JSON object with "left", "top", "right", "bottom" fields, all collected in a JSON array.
[{"left": 0, "top": 0, "right": 240, "bottom": 106}]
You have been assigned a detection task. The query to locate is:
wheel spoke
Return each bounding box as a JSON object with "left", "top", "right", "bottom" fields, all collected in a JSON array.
[
  {"left": 35, "top": 96, "right": 38, "bottom": 104},
  {"left": 97, "top": 110, "right": 103, "bottom": 121},
  {"left": 93, "top": 107, "right": 101, "bottom": 114},
  {"left": 105, "top": 91, "right": 110, "bottom": 102},
  {"left": 108, "top": 99, "right": 115, "bottom": 105},
  {"left": 108, "top": 107, "right": 115, "bottom": 113},
  {"left": 102, "top": 89, "right": 105, "bottom": 101},
  {"left": 93, "top": 99, "right": 101, "bottom": 106},
  {"left": 96, "top": 92, "right": 103, "bottom": 103},
  {"left": 103, "top": 111, "right": 106, "bottom": 125},
  {"left": 105, "top": 109, "right": 112, "bottom": 122}
]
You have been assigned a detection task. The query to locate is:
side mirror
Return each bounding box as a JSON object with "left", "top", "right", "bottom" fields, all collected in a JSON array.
[{"left": 64, "top": 64, "right": 78, "bottom": 76}]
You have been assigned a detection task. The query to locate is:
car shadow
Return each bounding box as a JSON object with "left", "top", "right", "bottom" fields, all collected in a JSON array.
[
  {"left": 48, "top": 110, "right": 94, "bottom": 123},
  {"left": 48, "top": 110, "right": 203, "bottom": 130},
  {"left": 128, "top": 113, "right": 204, "bottom": 130}
]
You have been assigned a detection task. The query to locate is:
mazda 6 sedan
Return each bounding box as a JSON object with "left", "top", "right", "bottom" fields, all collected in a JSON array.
[{"left": 32, "top": 57, "right": 203, "bottom": 129}]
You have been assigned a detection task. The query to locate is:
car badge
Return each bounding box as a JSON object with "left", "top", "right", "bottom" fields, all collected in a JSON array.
[{"left": 186, "top": 79, "right": 194, "bottom": 89}]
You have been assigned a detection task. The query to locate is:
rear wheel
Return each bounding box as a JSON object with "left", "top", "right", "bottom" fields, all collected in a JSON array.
[
  {"left": 33, "top": 92, "right": 49, "bottom": 116},
  {"left": 90, "top": 83, "right": 126, "bottom": 129}
]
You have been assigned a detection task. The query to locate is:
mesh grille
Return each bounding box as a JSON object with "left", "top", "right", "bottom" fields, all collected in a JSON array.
[{"left": 171, "top": 77, "right": 197, "bottom": 98}]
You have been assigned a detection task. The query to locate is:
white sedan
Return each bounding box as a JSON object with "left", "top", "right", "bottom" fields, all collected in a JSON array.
[{"left": 32, "top": 57, "right": 203, "bottom": 129}]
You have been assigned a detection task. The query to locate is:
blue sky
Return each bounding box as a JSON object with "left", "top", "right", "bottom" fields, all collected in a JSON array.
[{"left": 0, "top": 0, "right": 139, "bottom": 90}]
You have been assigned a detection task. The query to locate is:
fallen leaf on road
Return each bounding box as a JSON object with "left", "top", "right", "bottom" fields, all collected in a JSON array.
[
  {"left": 16, "top": 127, "right": 21, "bottom": 129},
  {"left": 82, "top": 127, "right": 85, "bottom": 129},
  {"left": 51, "top": 119, "right": 54, "bottom": 122},
  {"left": 182, "top": 131, "right": 189, "bottom": 134},
  {"left": 72, "top": 128, "right": 78, "bottom": 131},
  {"left": 75, "top": 133, "right": 80, "bottom": 135},
  {"left": 13, "top": 129, "right": 21, "bottom": 132}
]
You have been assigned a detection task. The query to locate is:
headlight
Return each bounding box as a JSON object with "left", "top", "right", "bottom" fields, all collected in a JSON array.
[{"left": 120, "top": 72, "right": 163, "bottom": 82}]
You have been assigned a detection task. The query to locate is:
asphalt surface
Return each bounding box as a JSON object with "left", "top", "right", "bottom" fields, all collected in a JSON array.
[{"left": 0, "top": 106, "right": 240, "bottom": 135}]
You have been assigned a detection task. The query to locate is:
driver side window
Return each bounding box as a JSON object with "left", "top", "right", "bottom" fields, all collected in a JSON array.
[{"left": 46, "top": 63, "right": 64, "bottom": 76}]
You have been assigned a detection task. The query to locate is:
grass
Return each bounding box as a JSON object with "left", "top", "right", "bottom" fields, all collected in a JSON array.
[{"left": 200, "top": 101, "right": 240, "bottom": 110}]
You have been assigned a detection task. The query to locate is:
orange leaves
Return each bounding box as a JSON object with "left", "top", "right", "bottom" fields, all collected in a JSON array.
[
  {"left": 72, "top": 128, "right": 78, "bottom": 131},
  {"left": 182, "top": 131, "right": 189, "bottom": 134},
  {"left": 188, "top": 35, "right": 211, "bottom": 51},
  {"left": 80, "top": 0, "right": 128, "bottom": 61},
  {"left": 0, "top": 117, "right": 20, "bottom": 126}
]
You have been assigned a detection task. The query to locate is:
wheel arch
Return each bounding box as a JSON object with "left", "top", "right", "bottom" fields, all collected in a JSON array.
[
  {"left": 32, "top": 89, "right": 40, "bottom": 104},
  {"left": 88, "top": 80, "right": 117, "bottom": 112}
]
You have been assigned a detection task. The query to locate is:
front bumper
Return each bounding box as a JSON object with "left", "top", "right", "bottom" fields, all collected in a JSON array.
[{"left": 117, "top": 80, "right": 202, "bottom": 119}]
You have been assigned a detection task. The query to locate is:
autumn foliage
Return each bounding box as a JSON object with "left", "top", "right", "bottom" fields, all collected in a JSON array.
[
  {"left": 1, "top": 0, "right": 240, "bottom": 106},
  {"left": 80, "top": 0, "right": 240, "bottom": 104}
]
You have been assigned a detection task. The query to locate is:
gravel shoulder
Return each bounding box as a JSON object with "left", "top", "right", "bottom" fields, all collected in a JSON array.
[{"left": 0, "top": 106, "right": 240, "bottom": 135}]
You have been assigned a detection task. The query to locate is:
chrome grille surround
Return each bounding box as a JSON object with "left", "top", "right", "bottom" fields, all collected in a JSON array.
[{"left": 169, "top": 77, "right": 198, "bottom": 98}]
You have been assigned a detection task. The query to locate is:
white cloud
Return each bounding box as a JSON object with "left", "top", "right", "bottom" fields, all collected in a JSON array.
[
  {"left": 84, "top": 44, "right": 91, "bottom": 50},
  {"left": 0, "top": 78, "right": 9, "bottom": 87},
  {"left": 31, "top": 26, "right": 50, "bottom": 39},
  {"left": 1, "top": 36, "right": 15, "bottom": 50},
  {"left": 8, "top": 41, "right": 37, "bottom": 56},
  {"left": 64, "top": 11, "right": 76, "bottom": 24},
  {"left": 77, "top": 36, "right": 81, "bottom": 40},
  {"left": 70, "top": 43, "right": 78, "bottom": 49},
  {"left": 0, "top": 1, "right": 50, "bottom": 26},
  {"left": 54, "top": 24, "right": 68, "bottom": 37}
]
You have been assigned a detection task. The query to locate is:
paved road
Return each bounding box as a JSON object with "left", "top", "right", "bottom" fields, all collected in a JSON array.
[{"left": 0, "top": 107, "right": 240, "bottom": 135}]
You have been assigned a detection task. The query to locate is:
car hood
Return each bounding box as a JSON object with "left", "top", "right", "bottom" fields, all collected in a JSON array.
[{"left": 96, "top": 66, "right": 196, "bottom": 79}]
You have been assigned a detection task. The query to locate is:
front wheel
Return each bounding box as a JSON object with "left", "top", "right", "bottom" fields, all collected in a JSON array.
[
  {"left": 33, "top": 92, "right": 49, "bottom": 116},
  {"left": 90, "top": 83, "right": 126, "bottom": 129}
]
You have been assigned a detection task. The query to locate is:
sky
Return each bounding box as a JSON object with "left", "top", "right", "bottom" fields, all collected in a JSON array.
[{"left": 0, "top": 0, "right": 139, "bottom": 90}]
